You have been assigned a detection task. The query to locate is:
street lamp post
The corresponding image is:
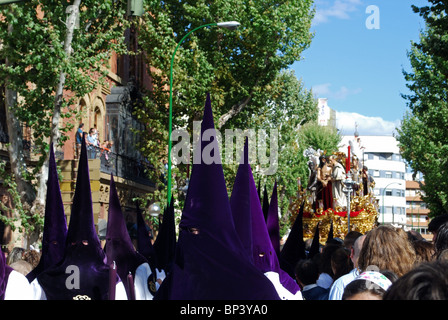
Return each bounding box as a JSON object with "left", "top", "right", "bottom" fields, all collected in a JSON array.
[
  {"left": 166, "top": 21, "right": 240, "bottom": 206},
  {"left": 343, "top": 171, "right": 355, "bottom": 232},
  {"left": 381, "top": 182, "right": 402, "bottom": 225}
]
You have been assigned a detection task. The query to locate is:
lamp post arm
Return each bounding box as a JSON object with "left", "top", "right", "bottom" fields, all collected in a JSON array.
[{"left": 167, "top": 22, "right": 218, "bottom": 206}]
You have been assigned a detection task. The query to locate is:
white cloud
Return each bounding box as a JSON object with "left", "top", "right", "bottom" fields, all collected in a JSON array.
[
  {"left": 313, "top": 0, "right": 363, "bottom": 25},
  {"left": 336, "top": 111, "right": 401, "bottom": 136},
  {"left": 312, "top": 83, "right": 362, "bottom": 100}
]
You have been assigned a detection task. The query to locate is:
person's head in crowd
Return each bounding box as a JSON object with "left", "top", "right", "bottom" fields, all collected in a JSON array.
[
  {"left": 343, "top": 231, "right": 363, "bottom": 250},
  {"left": 357, "top": 225, "right": 416, "bottom": 277},
  {"left": 412, "top": 240, "right": 435, "bottom": 263},
  {"left": 331, "top": 247, "right": 353, "bottom": 281},
  {"left": 428, "top": 214, "right": 448, "bottom": 242},
  {"left": 437, "top": 249, "right": 448, "bottom": 262},
  {"left": 351, "top": 235, "right": 365, "bottom": 269},
  {"left": 294, "top": 259, "right": 319, "bottom": 290},
  {"left": 434, "top": 222, "right": 448, "bottom": 260},
  {"left": 383, "top": 261, "right": 448, "bottom": 300},
  {"left": 342, "top": 270, "right": 397, "bottom": 300},
  {"left": 9, "top": 259, "right": 33, "bottom": 276},
  {"left": 319, "top": 243, "right": 343, "bottom": 279},
  {"left": 406, "top": 230, "right": 424, "bottom": 242},
  {"left": 23, "top": 249, "right": 41, "bottom": 269},
  {"left": 6, "top": 247, "right": 25, "bottom": 265}
]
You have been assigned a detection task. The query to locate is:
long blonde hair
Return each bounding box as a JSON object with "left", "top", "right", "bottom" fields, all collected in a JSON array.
[{"left": 358, "top": 225, "right": 416, "bottom": 277}]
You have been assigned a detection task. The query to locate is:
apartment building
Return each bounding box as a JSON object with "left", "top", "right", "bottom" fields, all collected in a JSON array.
[{"left": 339, "top": 135, "right": 407, "bottom": 227}]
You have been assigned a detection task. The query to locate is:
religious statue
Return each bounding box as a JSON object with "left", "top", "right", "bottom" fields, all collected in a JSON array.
[{"left": 328, "top": 155, "right": 347, "bottom": 210}]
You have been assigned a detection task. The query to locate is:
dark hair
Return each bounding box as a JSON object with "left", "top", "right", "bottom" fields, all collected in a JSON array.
[
  {"left": 428, "top": 214, "right": 448, "bottom": 233},
  {"left": 294, "top": 259, "right": 319, "bottom": 286},
  {"left": 412, "top": 240, "right": 435, "bottom": 263},
  {"left": 342, "top": 270, "right": 396, "bottom": 300},
  {"left": 434, "top": 222, "right": 448, "bottom": 257},
  {"left": 331, "top": 247, "right": 353, "bottom": 280},
  {"left": 343, "top": 231, "right": 363, "bottom": 249},
  {"left": 319, "top": 243, "right": 342, "bottom": 277},
  {"left": 383, "top": 261, "right": 448, "bottom": 300}
]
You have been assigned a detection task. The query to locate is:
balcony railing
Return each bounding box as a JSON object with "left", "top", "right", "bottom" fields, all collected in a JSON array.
[{"left": 87, "top": 145, "right": 155, "bottom": 188}]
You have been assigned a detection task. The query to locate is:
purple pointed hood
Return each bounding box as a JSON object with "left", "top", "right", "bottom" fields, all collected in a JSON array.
[
  {"left": 262, "top": 185, "right": 269, "bottom": 221},
  {"left": 229, "top": 138, "right": 253, "bottom": 264},
  {"left": 153, "top": 196, "right": 176, "bottom": 273},
  {"left": 266, "top": 181, "right": 280, "bottom": 257},
  {"left": 155, "top": 94, "right": 280, "bottom": 300},
  {"left": 135, "top": 199, "right": 158, "bottom": 270},
  {"left": 279, "top": 201, "right": 306, "bottom": 278},
  {"left": 27, "top": 144, "right": 67, "bottom": 283},
  {"left": 105, "top": 174, "right": 147, "bottom": 299},
  {"left": 37, "top": 134, "right": 112, "bottom": 300},
  {"left": 248, "top": 163, "right": 300, "bottom": 295}
]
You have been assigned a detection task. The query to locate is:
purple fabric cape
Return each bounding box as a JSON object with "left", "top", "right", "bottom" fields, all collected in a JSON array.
[
  {"left": 105, "top": 174, "right": 148, "bottom": 299},
  {"left": 0, "top": 249, "right": 13, "bottom": 300},
  {"left": 27, "top": 144, "right": 68, "bottom": 283},
  {"left": 155, "top": 94, "right": 279, "bottom": 300},
  {"left": 37, "top": 134, "right": 116, "bottom": 300}
]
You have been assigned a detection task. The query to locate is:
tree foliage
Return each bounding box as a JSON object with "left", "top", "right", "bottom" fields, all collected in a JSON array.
[
  {"left": 397, "top": 0, "right": 448, "bottom": 217},
  {"left": 0, "top": 0, "right": 130, "bottom": 246},
  {"left": 135, "top": 0, "right": 315, "bottom": 211}
]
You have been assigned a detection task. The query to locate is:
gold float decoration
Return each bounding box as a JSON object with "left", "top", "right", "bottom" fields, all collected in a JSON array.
[{"left": 288, "top": 177, "right": 379, "bottom": 244}]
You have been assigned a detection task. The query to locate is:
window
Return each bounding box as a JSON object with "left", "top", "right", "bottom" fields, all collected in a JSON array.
[
  {"left": 385, "top": 190, "right": 393, "bottom": 196},
  {"left": 374, "top": 170, "right": 380, "bottom": 177},
  {"left": 385, "top": 171, "right": 392, "bottom": 178}
]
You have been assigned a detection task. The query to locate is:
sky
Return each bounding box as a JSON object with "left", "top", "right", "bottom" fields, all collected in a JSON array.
[{"left": 290, "top": 0, "right": 429, "bottom": 137}]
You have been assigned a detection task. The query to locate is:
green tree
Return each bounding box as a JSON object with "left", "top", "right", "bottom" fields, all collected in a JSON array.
[
  {"left": 0, "top": 0, "right": 130, "bottom": 247},
  {"left": 135, "top": 0, "right": 315, "bottom": 210},
  {"left": 397, "top": 1, "right": 448, "bottom": 217}
]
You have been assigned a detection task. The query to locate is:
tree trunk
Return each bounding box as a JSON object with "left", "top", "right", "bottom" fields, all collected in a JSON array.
[{"left": 34, "top": 0, "right": 82, "bottom": 209}]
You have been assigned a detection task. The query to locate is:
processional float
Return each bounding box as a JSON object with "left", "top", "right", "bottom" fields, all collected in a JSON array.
[{"left": 288, "top": 146, "right": 380, "bottom": 244}]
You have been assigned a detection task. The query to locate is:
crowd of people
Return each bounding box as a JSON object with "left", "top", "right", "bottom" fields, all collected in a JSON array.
[
  {"left": 293, "top": 215, "right": 448, "bottom": 300},
  {"left": 2, "top": 96, "right": 448, "bottom": 301}
]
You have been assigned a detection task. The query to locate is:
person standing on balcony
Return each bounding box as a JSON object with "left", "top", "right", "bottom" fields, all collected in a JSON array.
[
  {"left": 75, "top": 123, "right": 84, "bottom": 159},
  {"left": 86, "top": 128, "right": 98, "bottom": 159}
]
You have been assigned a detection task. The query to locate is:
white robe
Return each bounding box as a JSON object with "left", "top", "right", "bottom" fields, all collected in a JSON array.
[
  {"left": 4, "top": 270, "right": 34, "bottom": 300},
  {"left": 264, "top": 271, "right": 303, "bottom": 300},
  {"left": 133, "top": 263, "right": 166, "bottom": 300}
]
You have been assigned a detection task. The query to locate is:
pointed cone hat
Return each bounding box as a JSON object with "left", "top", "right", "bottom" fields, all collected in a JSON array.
[
  {"left": 37, "top": 134, "right": 112, "bottom": 300},
  {"left": 309, "top": 221, "right": 321, "bottom": 259},
  {"left": 155, "top": 94, "right": 279, "bottom": 300},
  {"left": 327, "top": 221, "right": 334, "bottom": 243},
  {"left": 105, "top": 174, "right": 147, "bottom": 299},
  {"left": 153, "top": 196, "right": 176, "bottom": 273},
  {"left": 248, "top": 159, "right": 300, "bottom": 296},
  {"left": 262, "top": 185, "right": 269, "bottom": 222},
  {"left": 279, "top": 201, "right": 306, "bottom": 278},
  {"left": 26, "top": 144, "right": 67, "bottom": 283},
  {"left": 135, "top": 199, "right": 158, "bottom": 271},
  {"left": 229, "top": 137, "right": 253, "bottom": 264},
  {"left": 266, "top": 181, "right": 280, "bottom": 257}
]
